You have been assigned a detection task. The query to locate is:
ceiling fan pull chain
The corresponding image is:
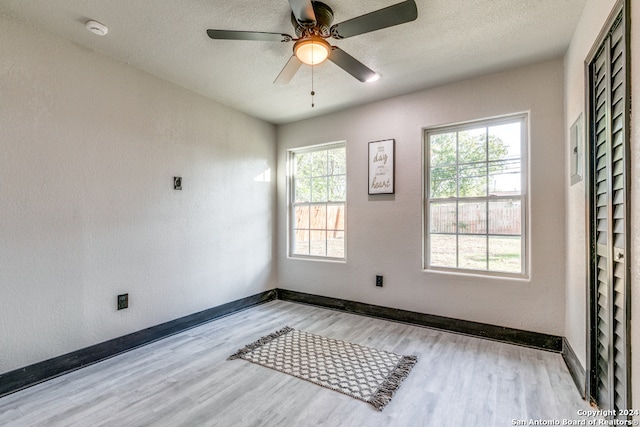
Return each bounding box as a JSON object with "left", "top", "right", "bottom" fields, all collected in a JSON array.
[{"left": 311, "top": 62, "right": 315, "bottom": 108}]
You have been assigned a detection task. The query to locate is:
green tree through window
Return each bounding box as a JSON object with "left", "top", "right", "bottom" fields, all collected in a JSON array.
[
  {"left": 430, "top": 131, "right": 511, "bottom": 198},
  {"left": 425, "top": 116, "right": 526, "bottom": 275}
]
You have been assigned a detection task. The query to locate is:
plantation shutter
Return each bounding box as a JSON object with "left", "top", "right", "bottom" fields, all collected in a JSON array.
[{"left": 589, "top": 8, "right": 629, "bottom": 413}]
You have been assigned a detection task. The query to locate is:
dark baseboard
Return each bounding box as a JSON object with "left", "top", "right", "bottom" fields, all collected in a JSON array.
[
  {"left": 277, "top": 288, "right": 563, "bottom": 352},
  {"left": 562, "top": 337, "right": 586, "bottom": 398},
  {"left": 0, "top": 289, "right": 277, "bottom": 399},
  {"left": 1, "top": 287, "right": 570, "bottom": 399}
]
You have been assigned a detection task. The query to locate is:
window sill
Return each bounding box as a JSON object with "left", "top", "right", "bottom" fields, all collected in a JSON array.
[
  {"left": 422, "top": 267, "right": 530, "bottom": 282},
  {"left": 287, "top": 255, "right": 346, "bottom": 264}
]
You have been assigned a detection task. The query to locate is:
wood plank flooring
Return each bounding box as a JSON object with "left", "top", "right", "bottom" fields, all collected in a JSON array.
[{"left": 0, "top": 300, "right": 594, "bottom": 426}]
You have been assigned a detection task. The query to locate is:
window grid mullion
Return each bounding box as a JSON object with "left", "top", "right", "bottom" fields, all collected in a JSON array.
[
  {"left": 485, "top": 126, "right": 490, "bottom": 271},
  {"left": 455, "top": 131, "right": 460, "bottom": 268},
  {"left": 325, "top": 177, "right": 329, "bottom": 256},
  {"left": 455, "top": 200, "right": 460, "bottom": 268},
  {"left": 306, "top": 202, "right": 311, "bottom": 255},
  {"left": 325, "top": 150, "right": 329, "bottom": 256}
]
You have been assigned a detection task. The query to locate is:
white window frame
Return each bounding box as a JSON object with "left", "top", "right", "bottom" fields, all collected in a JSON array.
[
  {"left": 423, "top": 114, "right": 528, "bottom": 278},
  {"left": 288, "top": 141, "right": 346, "bottom": 261}
]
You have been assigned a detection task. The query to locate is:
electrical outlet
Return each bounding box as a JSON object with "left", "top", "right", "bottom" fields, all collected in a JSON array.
[
  {"left": 117, "top": 293, "right": 129, "bottom": 310},
  {"left": 375, "top": 275, "right": 383, "bottom": 287},
  {"left": 173, "top": 176, "right": 182, "bottom": 190}
]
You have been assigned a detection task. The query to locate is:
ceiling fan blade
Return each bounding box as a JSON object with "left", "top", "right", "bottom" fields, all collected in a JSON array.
[
  {"left": 288, "top": 0, "right": 316, "bottom": 24},
  {"left": 329, "top": 47, "right": 378, "bottom": 83},
  {"left": 274, "top": 55, "right": 303, "bottom": 84},
  {"left": 330, "top": 0, "right": 417, "bottom": 39},
  {"left": 207, "top": 29, "right": 293, "bottom": 42}
]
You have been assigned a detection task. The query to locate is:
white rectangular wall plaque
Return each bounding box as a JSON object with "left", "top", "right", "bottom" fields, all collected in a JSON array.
[{"left": 368, "top": 139, "right": 395, "bottom": 194}]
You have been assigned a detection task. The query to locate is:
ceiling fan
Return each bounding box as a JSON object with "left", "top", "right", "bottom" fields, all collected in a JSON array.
[{"left": 206, "top": 0, "right": 418, "bottom": 84}]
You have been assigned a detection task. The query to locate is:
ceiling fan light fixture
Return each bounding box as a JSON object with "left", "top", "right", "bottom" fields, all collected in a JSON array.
[{"left": 294, "top": 37, "right": 331, "bottom": 65}]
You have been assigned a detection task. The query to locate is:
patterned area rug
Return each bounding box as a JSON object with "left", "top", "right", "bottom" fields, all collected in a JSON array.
[{"left": 228, "top": 326, "right": 418, "bottom": 411}]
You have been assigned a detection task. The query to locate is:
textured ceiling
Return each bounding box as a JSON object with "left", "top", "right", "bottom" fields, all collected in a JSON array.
[{"left": 0, "top": 0, "right": 588, "bottom": 124}]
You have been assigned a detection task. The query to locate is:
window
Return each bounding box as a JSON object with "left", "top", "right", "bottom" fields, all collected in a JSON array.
[
  {"left": 424, "top": 115, "right": 527, "bottom": 276},
  {"left": 289, "top": 143, "right": 346, "bottom": 259}
]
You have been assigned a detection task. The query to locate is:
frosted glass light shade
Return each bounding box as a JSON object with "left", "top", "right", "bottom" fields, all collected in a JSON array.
[{"left": 294, "top": 37, "right": 331, "bottom": 65}]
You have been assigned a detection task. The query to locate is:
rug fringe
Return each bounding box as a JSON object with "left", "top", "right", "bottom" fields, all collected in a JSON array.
[
  {"left": 227, "top": 326, "right": 294, "bottom": 360},
  {"left": 368, "top": 355, "right": 418, "bottom": 411}
]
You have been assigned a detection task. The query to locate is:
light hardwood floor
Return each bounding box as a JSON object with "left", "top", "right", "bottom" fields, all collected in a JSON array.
[{"left": 0, "top": 300, "right": 593, "bottom": 426}]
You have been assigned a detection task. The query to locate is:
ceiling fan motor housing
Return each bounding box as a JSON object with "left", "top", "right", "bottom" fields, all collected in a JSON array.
[{"left": 291, "top": 1, "right": 334, "bottom": 37}]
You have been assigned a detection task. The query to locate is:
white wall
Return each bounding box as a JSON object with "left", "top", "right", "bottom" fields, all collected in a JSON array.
[
  {"left": 277, "top": 59, "right": 566, "bottom": 336},
  {"left": 0, "top": 14, "right": 276, "bottom": 374}
]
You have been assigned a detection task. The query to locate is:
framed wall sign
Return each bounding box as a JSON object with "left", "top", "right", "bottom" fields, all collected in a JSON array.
[{"left": 368, "top": 139, "right": 395, "bottom": 194}]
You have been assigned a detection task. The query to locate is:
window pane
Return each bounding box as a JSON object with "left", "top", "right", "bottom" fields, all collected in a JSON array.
[
  {"left": 310, "top": 230, "right": 326, "bottom": 256},
  {"left": 309, "top": 204, "right": 326, "bottom": 229},
  {"left": 328, "top": 175, "right": 346, "bottom": 201},
  {"left": 328, "top": 147, "right": 346, "bottom": 174},
  {"left": 489, "top": 159, "right": 521, "bottom": 195},
  {"left": 459, "top": 163, "right": 487, "bottom": 197},
  {"left": 459, "top": 201, "right": 486, "bottom": 234},
  {"left": 430, "top": 166, "right": 457, "bottom": 198},
  {"left": 293, "top": 229, "right": 309, "bottom": 255},
  {"left": 488, "top": 199, "right": 521, "bottom": 235},
  {"left": 295, "top": 178, "right": 311, "bottom": 202},
  {"left": 327, "top": 204, "right": 344, "bottom": 231},
  {"left": 295, "top": 153, "right": 313, "bottom": 178},
  {"left": 489, "top": 122, "right": 521, "bottom": 160},
  {"left": 327, "top": 230, "right": 344, "bottom": 258},
  {"left": 430, "top": 234, "right": 456, "bottom": 267},
  {"left": 430, "top": 201, "right": 456, "bottom": 233},
  {"left": 458, "top": 128, "right": 486, "bottom": 163},
  {"left": 488, "top": 236, "right": 521, "bottom": 273},
  {"left": 311, "top": 151, "right": 327, "bottom": 176},
  {"left": 311, "top": 177, "right": 328, "bottom": 202},
  {"left": 430, "top": 132, "right": 456, "bottom": 166},
  {"left": 458, "top": 235, "right": 487, "bottom": 270},
  {"left": 294, "top": 205, "right": 309, "bottom": 229}
]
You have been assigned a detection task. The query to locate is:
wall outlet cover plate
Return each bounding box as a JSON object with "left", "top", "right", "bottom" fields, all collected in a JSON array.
[{"left": 117, "top": 293, "right": 129, "bottom": 310}]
